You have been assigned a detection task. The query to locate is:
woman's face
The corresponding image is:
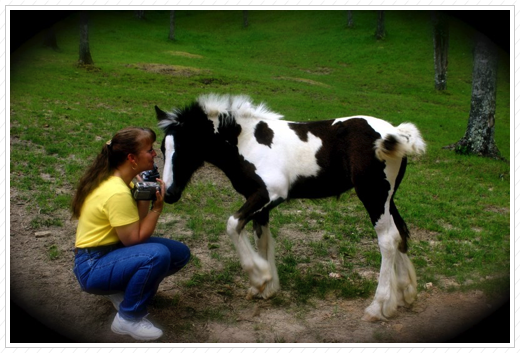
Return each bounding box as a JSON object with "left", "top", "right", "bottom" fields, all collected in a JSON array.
[{"left": 136, "top": 140, "right": 157, "bottom": 172}]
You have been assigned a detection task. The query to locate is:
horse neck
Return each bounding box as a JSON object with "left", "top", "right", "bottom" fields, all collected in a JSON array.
[
  {"left": 205, "top": 139, "right": 244, "bottom": 176},
  {"left": 204, "top": 126, "right": 263, "bottom": 197}
]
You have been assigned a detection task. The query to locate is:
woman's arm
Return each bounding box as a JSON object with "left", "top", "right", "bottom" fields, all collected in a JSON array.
[
  {"left": 115, "top": 179, "right": 165, "bottom": 246},
  {"left": 137, "top": 201, "right": 151, "bottom": 219},
  {"left": 114, "top": 209, "right": 161, "bottom": 246}
]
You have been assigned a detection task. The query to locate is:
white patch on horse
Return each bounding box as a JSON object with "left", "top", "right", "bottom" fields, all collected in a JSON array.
[
  {"left": 237, "top": 119, "right": 323, "bottom": 201},
  {"left": 163, "top": 135, "right": 175, "bottom": 192}
]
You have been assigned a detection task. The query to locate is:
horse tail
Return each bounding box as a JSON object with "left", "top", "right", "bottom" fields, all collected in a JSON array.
[{"left": 374, "top": 122, "right": 426, "bottom": 161}]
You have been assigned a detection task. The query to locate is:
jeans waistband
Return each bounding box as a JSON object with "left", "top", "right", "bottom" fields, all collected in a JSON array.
[{"left": 74, "top": 243, "right": 121, "bottom": 255}]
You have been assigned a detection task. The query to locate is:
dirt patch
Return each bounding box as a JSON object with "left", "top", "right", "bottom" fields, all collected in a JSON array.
[
  {"left": 274, "top": 76, "right": 330, "bottom": 87},
  {"left": 197, "top": 77, "right": 229, "bottom": 86},
  {"left": 126, "top": 63, "right": 208, "bottom": 77},
  {"left": 302, "top": 67, "right": 333, "bottom": 75},
  {"left": 9, "top": 162, "right": 509, "bottom": 343},
  {"left": 166, "top": 51, "right": 204, "bottom": 59}
]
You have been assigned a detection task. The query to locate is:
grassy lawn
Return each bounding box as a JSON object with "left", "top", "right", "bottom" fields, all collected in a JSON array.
[{"left": 10, "top": 10, "right": 510, "bottom": 306}]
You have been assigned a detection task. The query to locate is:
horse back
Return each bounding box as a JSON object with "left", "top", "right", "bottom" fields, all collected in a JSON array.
[{"left": 284, "top": 117, "right": 385, "bottom": 199}]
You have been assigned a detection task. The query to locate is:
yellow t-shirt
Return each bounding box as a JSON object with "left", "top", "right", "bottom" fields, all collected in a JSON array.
[{"left": 75, "top": 176, "right": 139, "bottom": 248}]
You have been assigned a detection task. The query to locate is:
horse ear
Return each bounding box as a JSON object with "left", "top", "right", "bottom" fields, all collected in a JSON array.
[
  {"left": 155, "top": 105, "right": 179, "bottom": 131},
  {"left": 155, "top": 105, "right": 168, "bottom": 121}
]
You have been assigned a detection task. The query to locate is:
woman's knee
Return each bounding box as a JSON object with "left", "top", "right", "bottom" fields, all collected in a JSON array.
[
  {"left": 144, "top": 244, "right": 172, "bottom": 273},
  {"left": 151, "top": 238, "right": 190, "bottom": 263},
  {"left": 178, "top": 242, "right": 191, "bottom": 262},
  {"left": 168, "top": 242, "right": 191, "bottom": 275}
]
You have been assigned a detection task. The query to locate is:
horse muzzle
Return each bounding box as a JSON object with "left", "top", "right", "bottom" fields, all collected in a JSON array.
[{"left": 164, "top": 185, "right": 182, "bottom": 204}]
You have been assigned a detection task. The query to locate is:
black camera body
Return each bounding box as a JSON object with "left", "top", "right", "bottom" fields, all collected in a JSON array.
[
  {"left": 140, "top": 164, "right": 160, "bottom": 182},
  {"left": 131, "top": 164, "right": 160, "bottom": 201}
]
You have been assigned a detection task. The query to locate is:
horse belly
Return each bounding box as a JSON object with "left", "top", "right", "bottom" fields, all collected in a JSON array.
[{"left": 288, "top": 173, "right": 353, "bottom": 199}]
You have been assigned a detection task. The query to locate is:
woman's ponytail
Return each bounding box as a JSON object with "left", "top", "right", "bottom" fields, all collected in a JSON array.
[{"left": 70, "top": 127, "right": 156, "bottom": 219}]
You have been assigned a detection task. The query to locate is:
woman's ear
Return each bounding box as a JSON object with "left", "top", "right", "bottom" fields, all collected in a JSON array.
[{"left": 127, "top": 153, "right": 138, "bottom": 165}]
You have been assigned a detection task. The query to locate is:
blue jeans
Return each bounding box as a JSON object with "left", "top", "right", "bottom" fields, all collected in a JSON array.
[{"left": 73, "top": 237, "right": 190, "bottom": 321}]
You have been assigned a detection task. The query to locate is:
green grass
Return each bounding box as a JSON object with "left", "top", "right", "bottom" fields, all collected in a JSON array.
[
  {"left": 11, "top": 10, "right": 510, "bottom": 308},
  {"left": 47, "top": 245, "right": 61, "bottom": 260}
]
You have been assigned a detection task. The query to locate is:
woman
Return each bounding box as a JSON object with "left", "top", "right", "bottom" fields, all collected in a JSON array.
[{"left": 71, "top": 127, "right": 190, "bottom": 341}]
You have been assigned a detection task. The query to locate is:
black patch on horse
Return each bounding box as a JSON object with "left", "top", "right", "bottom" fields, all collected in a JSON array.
[
  {"left": 218, "top": 115, "right": 242, "bottom": 146},
  {"left": 383, "top": 134, "right": 399, "bottom": 153},
  {"left": 288, "top": 123, "right": 309, "bottom": 142},
  {"left": 391, "top": 157, "right": 410, "bottom": 253},
  {"left": 254, "top": 121, "right": 275, "bottom": 148}
]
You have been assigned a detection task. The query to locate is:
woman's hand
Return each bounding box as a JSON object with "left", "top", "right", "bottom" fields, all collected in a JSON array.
[{"left": 151, "top": 178, "right": 166, "bottom": 213}]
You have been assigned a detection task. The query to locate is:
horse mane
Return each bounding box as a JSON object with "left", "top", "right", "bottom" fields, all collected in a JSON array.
[
  {"left": 157, "top": 94, "right": 284, "bottom": 132},
  {"left": 197, "top": 93, "right": 284, "bottom": 122},
  {"left": 157, "top": 107, "right": 182, "bottom": 131}
]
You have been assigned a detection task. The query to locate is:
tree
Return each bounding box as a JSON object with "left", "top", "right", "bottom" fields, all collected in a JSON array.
[
  {"left": 135, "top": 11, "right": 145, "bottom": 20},
  {"left": 346, "top": 10, "right": 354, "bottom": 28},
  {"left": 169, "top": 11, "right": 175, "bottom": 41},
  {"left": 78, "top": 11, "right": 94, "bottom": 66},
  {"left": 375, "top": 11, "right": 385, "bottom": 40},
  {"left": 43, "top": 27, "right": 59, "bottom": 51},
  {"left": 449, "top": 33, "right": 501, "bottom": 159},
  {"left": 243, "top": 10, "right": 249, "bottom": 28},
  {"left": 432, "top": 11, "right": 449, "bottom": 90}
]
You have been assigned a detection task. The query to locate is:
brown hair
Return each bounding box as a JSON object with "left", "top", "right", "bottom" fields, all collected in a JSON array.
[{"left": 71, "top": 127, "right": 156, "bottom": 219}]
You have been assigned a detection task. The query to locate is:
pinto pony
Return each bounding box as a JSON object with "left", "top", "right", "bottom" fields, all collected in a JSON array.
[{"left": 155, "top": 94, "right": 426, "bottom": 321}]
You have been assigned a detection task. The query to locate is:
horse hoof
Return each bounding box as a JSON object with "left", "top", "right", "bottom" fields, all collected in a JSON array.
[
  {"left": 362, "top": 313, "right": 387, "bottom": 322},
  {"left": 258, "top": 282, "right": 267, "bottom": 293},
  {"left": 246, "top": 286, "right": 261, "bottom": 300},
  {"left": 246, "top": 281, "right": 271, "bottom": 300}
]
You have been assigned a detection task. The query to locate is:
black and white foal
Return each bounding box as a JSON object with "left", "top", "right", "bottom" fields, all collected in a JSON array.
[{"left": 155, "top": 94, "right": 426, "bottom": 321}]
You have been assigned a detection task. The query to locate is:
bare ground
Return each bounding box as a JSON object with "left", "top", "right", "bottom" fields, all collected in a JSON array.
[{"left": 10, "top": 163, "right": 509, "bottom": 344}]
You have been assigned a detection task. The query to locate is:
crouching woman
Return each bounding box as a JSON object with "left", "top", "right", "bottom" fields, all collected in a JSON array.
[{"left": 71, "top": 127, "right": 190, "bottom": 341}]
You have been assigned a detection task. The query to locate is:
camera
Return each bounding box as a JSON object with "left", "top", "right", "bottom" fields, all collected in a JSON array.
[
  {"left": 131, "top": 164, "right": 160, "bottom": 201},
  {"left": 140, "top": 164, "right": 160, "bottom": 182},
  {"left": 132, "top": 181, "right": 160, "bottom": 201}
]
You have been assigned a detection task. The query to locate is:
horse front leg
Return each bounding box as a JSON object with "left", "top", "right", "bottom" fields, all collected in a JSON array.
[
  {"left": 226, "top": 197, "right": 273, "bottom": 297},
  {"left": 249, "top": 211, "right": 280, "bottom": 299}
]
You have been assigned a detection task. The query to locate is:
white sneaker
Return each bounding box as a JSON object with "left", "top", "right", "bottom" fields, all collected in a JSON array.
[
  {"left": 105, "top": 292, "right": 125, "bottom": 311},
  {"left": 111, "top": 313, "right": 163, "bottom": 341}
]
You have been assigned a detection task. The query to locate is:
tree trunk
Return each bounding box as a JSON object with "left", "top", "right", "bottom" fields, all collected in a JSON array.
[
  {"left": 169, "top": 11, "right": 175, "bottom": 41},
  {"left": 432, "top": 11, "right": 449, "bottom": 90},
  {"left": 451, "top": 33, "right": 501, "bottom": 159},
  {"left": 347, "top": 11, "right": 354, "bottom": 28},
  {"left": 43, "top": 27, "right": 59, "bottom": 51},
  {"left": 375, "top": 11, "right": 385, "bottom": 40},
  {"left": 243, "top": 10, "right": 249, "bottom": 28},
  {"left": 78, "top": 11, "right": 94, "bottom": 66}
]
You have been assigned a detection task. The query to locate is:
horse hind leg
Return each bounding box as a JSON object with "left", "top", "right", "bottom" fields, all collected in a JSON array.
[
  {"left": 356, "top": 154, "right": 418, "bottom": 321},
  {"left": 391, "top": 200, "right": 417, "bottom": 306},
  {"left": 362, "top": 207, "right": 401, "bottom": 321},
  {"left": 395, "top": 250, "right": 417, "bottom": 306},
  {"left": 359, "top": 198, "right": 417, "bottom": 321},
  {"left": 354, "top": 164, "right": 402, "bottom": 321}
]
